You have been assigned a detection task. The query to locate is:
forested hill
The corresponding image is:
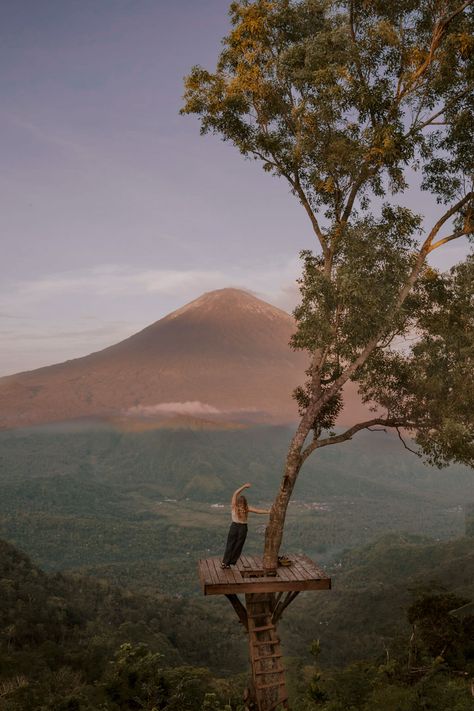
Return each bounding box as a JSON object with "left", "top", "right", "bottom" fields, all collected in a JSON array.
[
  {"left": 1, "top": 535, "right": 473, "bottom": 709},
  {"left": 282, "top": 532, "right": 474, "bottom": 667},
  {"left": 0, "top": 537, "right": 248, "bottom": 709}
]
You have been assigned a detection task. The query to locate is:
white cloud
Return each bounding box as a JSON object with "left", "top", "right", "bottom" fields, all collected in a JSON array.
[{"left": 126, "top": 401, "right": 222, "bottom": 416}]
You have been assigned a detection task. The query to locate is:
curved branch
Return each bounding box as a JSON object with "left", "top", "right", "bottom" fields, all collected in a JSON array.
[
  {"left": 397, "top": 1, "right": 473, "bottom": 101},
  {"left": 248, "top": 152, "right": 328, "bottom": 257},
  {"left": 300, "top": 417, "right": 411, "bottom": 463},
  {"left": 407, "top": 85, "right": 473, "bottom": 136},
  {"left": 427, "top": 229, "right": 466, "bottom": 252}
]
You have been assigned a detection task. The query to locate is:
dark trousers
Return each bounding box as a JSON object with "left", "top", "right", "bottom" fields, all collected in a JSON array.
[{"left": 223, "top": 522, "right": 248, "bottom": 565}]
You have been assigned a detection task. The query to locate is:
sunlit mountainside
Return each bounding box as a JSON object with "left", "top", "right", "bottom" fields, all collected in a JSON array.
[{"left": 0, "top": 288, "right": 368, "bottom": 430}]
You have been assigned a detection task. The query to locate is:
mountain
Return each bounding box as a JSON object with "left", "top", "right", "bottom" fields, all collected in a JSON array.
[
  {"left": 0, "top": 289, "right": 300, "bottom": 428},
  {"left": 0, "top": 288, "right": 368, "bottom": 430}
]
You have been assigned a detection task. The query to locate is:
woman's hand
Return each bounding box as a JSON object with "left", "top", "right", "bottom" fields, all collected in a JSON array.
[{"left": 242, "top": 482, "right": 251, "bottom": 489}]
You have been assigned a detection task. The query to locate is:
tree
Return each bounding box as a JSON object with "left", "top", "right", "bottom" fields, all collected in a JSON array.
[
  {"left": 182, "top": 0, "right": 474, "bottom": 571},
  {"left": 101, "top": 643, "right": 216, "bottom": 711}
]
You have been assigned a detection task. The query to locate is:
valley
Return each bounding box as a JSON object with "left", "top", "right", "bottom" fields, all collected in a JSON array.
[{"left": 1, "top": 423, "right": 471, "bottom": 597}]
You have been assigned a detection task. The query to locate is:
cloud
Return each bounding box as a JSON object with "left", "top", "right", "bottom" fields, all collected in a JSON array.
[
  {"left": 126, "top": 401, "right": 221, "bottom": 416},
  {"left": 125, "top": 402, "right": 261, "bottom": 417}
]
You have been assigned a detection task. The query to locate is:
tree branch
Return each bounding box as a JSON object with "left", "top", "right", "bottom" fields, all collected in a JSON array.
[
  {"left": 427, "top": 229, "right": 466, "bottom": 252},
  {"left": 397, "top": 2, "right": 473, "bottom": 101},
  {"left": 340, "top": 165, "right": 378, "bottom": 225},
  {"left": 250, "top": 96, "right": 329, "bottom": 258},
  {"left": 300, "top": 417, "right": 410, "bottom": 463},
  {"left": 444, "top": 0, "right": 473, "bottom": 26},
  {"left": 407, "top": 85, "right": 473, "bottom": 136},
  {"left": 349, "top": 0, "right": 377, "bottom": 128},
  {"left": 396, "top": 426, "right": 420, "bottom": 456},
  {"left": 292, "top": 173, "right": 329, "bottom": 258}
]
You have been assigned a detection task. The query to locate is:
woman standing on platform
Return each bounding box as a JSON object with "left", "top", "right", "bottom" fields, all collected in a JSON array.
[{"left": 221, "top": 483, "right": 271, "bottom": 568}]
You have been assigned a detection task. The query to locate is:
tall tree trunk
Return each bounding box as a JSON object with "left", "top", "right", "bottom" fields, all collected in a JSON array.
[{"left": 263, "top": 449, "right": 304, "bottom": 571}]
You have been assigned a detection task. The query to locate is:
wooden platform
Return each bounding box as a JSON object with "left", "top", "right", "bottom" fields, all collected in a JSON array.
[{"left": 198, "top": 553, "right": 331, "bottom": 595}]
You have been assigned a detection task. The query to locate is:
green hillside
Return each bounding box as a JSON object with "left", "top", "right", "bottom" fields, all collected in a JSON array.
[
  {"left": 1, "top": 424, "right": 472, "bottom": 594},
  {"left": 0, "top": 538, "right": 250, "bottom": 709},
  {"left": 1, "top": 424, "right": 473, "bottom": 504},
  {"left": 1, "top": 423, "right": 473, "bottom": 708},
  {"left": 282, "top": 533, "right": 474, "bottom": 668},
  {"left": 1, "top": 535, "right": 473, "bottom": 710}
]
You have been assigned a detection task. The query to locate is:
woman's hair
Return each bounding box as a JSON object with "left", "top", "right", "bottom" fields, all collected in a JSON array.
[{"left": 236, "top": 495, "right": 248, "bottom": 517}]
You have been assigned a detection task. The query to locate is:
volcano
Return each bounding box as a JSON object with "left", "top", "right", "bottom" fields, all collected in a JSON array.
[{"left": 0, "top": 289, "right": 316, "bottom": 429}]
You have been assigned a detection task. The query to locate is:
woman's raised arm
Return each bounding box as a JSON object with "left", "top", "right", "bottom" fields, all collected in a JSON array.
[{"left": 231, "top": 482, "right": 251, "bottom": 507}]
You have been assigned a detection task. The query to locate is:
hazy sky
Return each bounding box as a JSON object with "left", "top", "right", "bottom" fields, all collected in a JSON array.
[{"left": 1, "top": 1, "right": 469, "bottom": 376}]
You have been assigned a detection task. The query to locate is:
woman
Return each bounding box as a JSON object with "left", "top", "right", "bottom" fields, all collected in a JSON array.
[{"left": 221, "top": 483, "right": 270, "bottom": 568}]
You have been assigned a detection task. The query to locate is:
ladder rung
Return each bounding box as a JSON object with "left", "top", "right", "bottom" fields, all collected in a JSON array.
[
  {"left": 256, "top": 681, "right": 286, "bottom": 690},
  {"left": 251, "top": 624, "right": 274, "bottom": 632},
  {"left": 253, "top": 639, "right": 280, "bottom": 646},
  {"left": 255, "top": 666, "right": 284, "bottom": 676},
  {"left": 254, "top": 653, "right": 283, "bottom": 662}
]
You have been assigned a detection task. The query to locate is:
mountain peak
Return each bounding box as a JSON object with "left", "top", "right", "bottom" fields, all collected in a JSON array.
[{"left": 165, "top": 288, "right": 290, "bottom": 323}]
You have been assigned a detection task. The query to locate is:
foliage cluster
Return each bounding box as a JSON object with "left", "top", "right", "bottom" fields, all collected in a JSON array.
[
  {"left": 182, "top": 0, "right": 474, "bottom": 468},
  {"left": 0, "top": 539, "right": 244, "bottom": 710},
  {"left": 299, "top": 589, "right": 474, "bottom": 710},
  {"left": 1, "top": 537, "right": 473, "bottom": 710}
]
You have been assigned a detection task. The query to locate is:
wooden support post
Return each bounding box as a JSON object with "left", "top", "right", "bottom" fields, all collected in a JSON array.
[
  {"left": 272, "top": 591, "right": 299, "bottom": 625},
  {"left": 225, "top": 593, "right": 248, "bottom": 630}
]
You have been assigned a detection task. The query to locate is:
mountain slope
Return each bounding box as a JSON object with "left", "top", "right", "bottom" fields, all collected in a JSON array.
[{"left": 0, "top": 289, "right": 311, "bottom": 429}]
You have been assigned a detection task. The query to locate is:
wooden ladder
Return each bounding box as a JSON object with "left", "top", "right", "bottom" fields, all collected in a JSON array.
[{"left": 245, "top": 593, "right": 290, "bottom": 711}]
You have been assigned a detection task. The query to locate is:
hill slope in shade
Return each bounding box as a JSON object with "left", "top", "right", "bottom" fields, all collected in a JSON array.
[{"left": 0, "top": 288, "right": 368, "bottom": 429}]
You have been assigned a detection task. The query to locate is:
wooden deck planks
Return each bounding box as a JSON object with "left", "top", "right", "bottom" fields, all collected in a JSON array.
[{"left": 198, "top": 553, "right": 331, "bottom": 595}]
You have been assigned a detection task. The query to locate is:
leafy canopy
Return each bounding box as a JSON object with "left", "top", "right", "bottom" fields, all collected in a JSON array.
[{"left": 182, "top": 0, "right": 474, "bottom": 469}]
